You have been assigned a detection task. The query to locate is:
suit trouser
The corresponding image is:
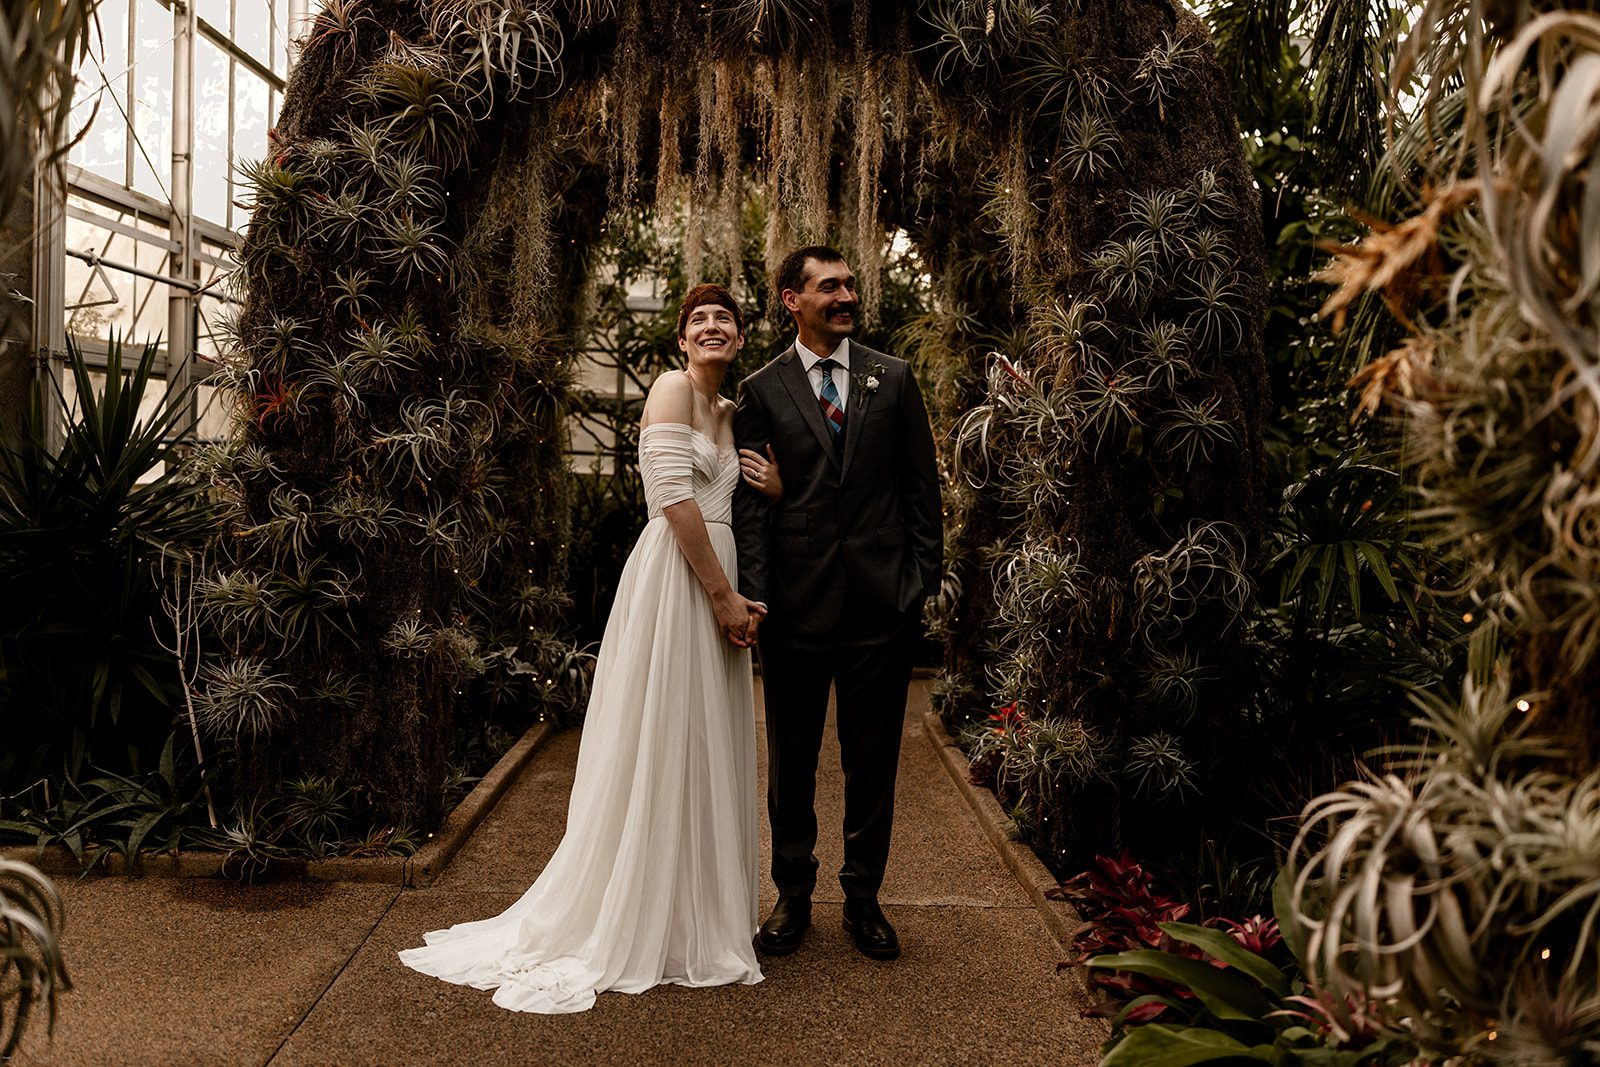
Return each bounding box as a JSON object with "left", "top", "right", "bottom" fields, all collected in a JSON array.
[{"left": 758, "top": 600, "right": 918, "bottom": 900}]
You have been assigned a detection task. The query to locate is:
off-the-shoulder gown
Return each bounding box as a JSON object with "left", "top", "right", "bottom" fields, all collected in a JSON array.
[{"left": 398, "top": 422, "right": 763, "bottom": 1013}]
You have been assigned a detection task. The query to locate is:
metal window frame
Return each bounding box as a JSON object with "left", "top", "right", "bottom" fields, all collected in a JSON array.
[{"left": 34, "top": 0, "right": 306, "bottom": 423}]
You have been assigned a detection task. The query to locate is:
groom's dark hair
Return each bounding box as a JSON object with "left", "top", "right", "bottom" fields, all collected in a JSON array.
[{"left": 775, "top": 245, "right": 845, "bottom": 305}]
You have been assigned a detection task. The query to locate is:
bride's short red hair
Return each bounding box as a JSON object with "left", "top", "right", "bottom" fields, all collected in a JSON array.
[{"left": 677, "top": 284, "right": 744, "bottom": 338}]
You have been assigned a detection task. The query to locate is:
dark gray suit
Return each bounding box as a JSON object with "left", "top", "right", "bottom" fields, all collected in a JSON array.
[{"left": 733, "top": 341, "right": 942, "bottom": 899}]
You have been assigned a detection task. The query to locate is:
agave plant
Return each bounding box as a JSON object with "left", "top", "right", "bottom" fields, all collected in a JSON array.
[{"left": 0, "top": 337, "right": 216, "bottom": 789}]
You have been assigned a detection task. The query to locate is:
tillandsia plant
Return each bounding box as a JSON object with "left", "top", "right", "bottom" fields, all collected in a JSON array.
[
  {"left": 1280, "top": 3, "right": 1600, "bottom": 1060},
  {"left": 0, "top": 858, "right": 70, "bottom": 1060},
  {"left": 1284, "top": 630, "right": 1600, "bottom": 1056}
]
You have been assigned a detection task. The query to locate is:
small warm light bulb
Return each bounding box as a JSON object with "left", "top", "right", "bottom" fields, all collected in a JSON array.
[
  {"left": 1463, "top": 612, "right": 1475, "bottom": 623},
  {"left": 1517, "top": 699, "right": 1532, "bottom": 712},
  {"left": 1541, "top": 948, "right": 1551, "bottom": 960}
]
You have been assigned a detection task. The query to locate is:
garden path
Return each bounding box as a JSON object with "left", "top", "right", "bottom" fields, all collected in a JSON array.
[{"left": 16, "top": 681, "right": 1103, "bottom": 1066}]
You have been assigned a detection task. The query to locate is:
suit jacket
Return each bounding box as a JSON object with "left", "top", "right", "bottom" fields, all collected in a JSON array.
[{"left": 732, "top": 340, "right": 943, "bottom": 633}]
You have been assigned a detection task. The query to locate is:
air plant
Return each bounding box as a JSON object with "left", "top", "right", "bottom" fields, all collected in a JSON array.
[
  {"left": 1126, "top": 731, "right": 1199, "bottom": 799},
  {"left": 371, "top": 212, "right": 452, "bottom": 287},
  {"left": 193, "top": 658, "right": 296, "bottom": 738},
  {"left": 1131, "top": 320, "right": 1195, "bottom": 392},
  {"left": 364, "top": 62, "right": 475, "bottom": 168},
  {"left": 1155, "top": 394, "right": 1240, "bottom": 467},
  {"left": 1122, "top": 188, "right": 1195, "bottom": 260},
  {"left": 735, "top": 0, "right": 830, "bottom": 47},
  {"left": 1131, "top": 30, "right": 1205, "bottom": 118},
  {"left": 427, "top": 0, "right": 565, "bottom": 107},
  {"left": 270, "top": 560, "right": 359, "bottom": 652},
  {"left": 280, "top": 776, "right": 352, "bottom": 857},
  {"left": 381, "top": 618, "right": 436, "bottom": 659},
  {"left": 1130, "top": 521, "right": 1252, "bottom": 646},
  {"left": 1058, "top": 111, "right": 1122, "bottom": 182},
  {"left": 924, "top": 0, "right": 996, "bottom": 84},
  {"left": 1090, "top": 232, "right": 1160, "bottom": 306},
  {"left": 0, "top": 859, "right": 70, "bottom": 1059},
  {"left": 1182, "top": 266, "right": 1246, "bottom": 350}
]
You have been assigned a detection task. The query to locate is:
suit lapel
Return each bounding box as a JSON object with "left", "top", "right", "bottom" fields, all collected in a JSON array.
[
  {"left": 777, "top": 346, "right": 841, "bottom": 469},
  {"left": 840, "top": 347, "right": 872, "bottom": 480}
]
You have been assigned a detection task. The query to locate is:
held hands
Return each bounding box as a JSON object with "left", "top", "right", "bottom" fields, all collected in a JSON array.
[
  {"left": 713, "top": 589, "right": 768, "bottom": 649},
  {"left": 739, "top": 445, "right": 783, "bottom": 501}
]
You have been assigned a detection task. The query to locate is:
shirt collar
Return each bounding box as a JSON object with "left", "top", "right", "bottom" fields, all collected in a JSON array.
[{"left": 794, "top": 336, "right": 851, "bottom": 371}]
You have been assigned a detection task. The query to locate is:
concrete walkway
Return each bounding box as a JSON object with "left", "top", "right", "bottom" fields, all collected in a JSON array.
[{"left": 15, "top": 682, "right": 1102, "bottom": 1066}]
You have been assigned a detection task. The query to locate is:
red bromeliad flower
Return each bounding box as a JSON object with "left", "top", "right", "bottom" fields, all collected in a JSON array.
[
  {"left": 989, "top": 702, "right": 1025, "bottom": 733},
  {"left": 1054, "top": 853, "right": 1201, "bottom": 1019},
  {"left": 1216, "top": 914, "right": 1282, "bottom": 957},
  {"left": 1054, "top": 856, "right": 1292, "bottom": 1025}
]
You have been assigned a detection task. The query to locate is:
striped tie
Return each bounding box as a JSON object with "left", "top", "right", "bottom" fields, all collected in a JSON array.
[{"left": 816, "top": 358, "right": 844, "bottom": 441}]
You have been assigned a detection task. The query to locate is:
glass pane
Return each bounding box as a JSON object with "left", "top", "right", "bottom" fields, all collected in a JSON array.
[
  {"left": 195, "top": 382, "right": 239, "bottom": 443},
  {"left": 68, "top": 0, "right": 131, "bottom": 184},
  {"left": 235, "top": 0, "right": 271, "bottom": 69},
  {"left": 130, "top": 247, "right": 172, "bottom": 342},
  {"left": 232, "top": 65, "right": 271, "bottom": 187},
  {"left": 194, "top": 243, "right": 238, "bottom": 366},
  {"left": 63, "top": 221, "right": 138, "bottom": 342},
  {"left": 272, "top": 0, "right": 289, "bottom": 74},
  {"left": 130, "top": 0, "right": 174, "bottom": 200},
  {"left": 193, "top": 38, "right": 230, "bottom": 225},
  {"left": 197, "top": 0, "right": 229, "bottom": 34}
]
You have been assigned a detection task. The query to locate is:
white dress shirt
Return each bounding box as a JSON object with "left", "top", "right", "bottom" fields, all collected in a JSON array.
[{"left": 794, "top": 337, "right": 851, "bottom": 413}]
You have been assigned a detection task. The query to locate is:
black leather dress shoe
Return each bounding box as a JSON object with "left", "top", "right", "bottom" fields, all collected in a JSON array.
[
  {"left": 842, "top": 898, "right": 900, "bottom": 960},
  {"left": 755, "top": 896, "right": 811, "bottom": 955}
]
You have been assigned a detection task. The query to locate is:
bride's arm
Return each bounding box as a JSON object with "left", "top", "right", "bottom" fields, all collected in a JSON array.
[{"left": 642, "top": 373, "right": 766, "bottom": 647}]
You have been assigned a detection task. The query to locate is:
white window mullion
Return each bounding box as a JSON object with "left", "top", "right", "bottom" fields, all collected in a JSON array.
[{"left": 168, "top": 0, "right": 196, "bottom": 387}]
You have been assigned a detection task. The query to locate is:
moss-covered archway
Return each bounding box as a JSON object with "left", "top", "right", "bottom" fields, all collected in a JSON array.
[{"left": 206, "top": 0, "right": 1265, "bottom": 859}]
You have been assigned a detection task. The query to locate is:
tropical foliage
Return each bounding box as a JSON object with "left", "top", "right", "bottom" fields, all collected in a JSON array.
[
  {"left": 0, "top": 337, "right": 214, "bottom": 790},
  {"left": 1274, "top": 4, "right": 1600, "bottom": 1057}
]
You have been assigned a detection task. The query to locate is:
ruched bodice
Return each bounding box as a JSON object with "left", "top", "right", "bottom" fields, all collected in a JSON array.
[{"left": 640, "top": 422, "right": 739, "bottom": 524}]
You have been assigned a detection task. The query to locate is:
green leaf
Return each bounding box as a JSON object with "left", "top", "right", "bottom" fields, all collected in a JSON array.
[
  {"left": 1354, "top": 540, "right": 1400, "bottom": 602},
  {"left": 124, "top": 809, "right": 166, "bottom": 858},
  {"left": 1088, "top": 949, "right": 1275, "bottom": 1021},
  {"left": 1158, "top": 922, "right": 1290, "bottom": 996},
  {"left": 1101, "top": 1024, "right": 1273, "bottom": 1066},
  {"left": 1273, "top": 868, "right": 1311, "bottom": 968}
]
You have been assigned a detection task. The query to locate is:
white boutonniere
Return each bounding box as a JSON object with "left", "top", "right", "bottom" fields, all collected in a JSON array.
[{"left": 854, "top": 360, "right": 887, "bottom": 397}]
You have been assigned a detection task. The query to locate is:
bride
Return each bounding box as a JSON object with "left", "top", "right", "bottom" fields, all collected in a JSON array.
[{"left": 399, "top": 284, "right": 780, "bottom": 1013}]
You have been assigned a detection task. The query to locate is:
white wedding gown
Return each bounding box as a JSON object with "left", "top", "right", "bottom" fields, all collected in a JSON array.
[{"left": 399, "top": 422, "right": 763, "bottom": 1013}]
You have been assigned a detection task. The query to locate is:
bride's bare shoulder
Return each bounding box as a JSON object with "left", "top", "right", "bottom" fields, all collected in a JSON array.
[{"left": 642, "top": 371, "right": 694, "bottom": 424}]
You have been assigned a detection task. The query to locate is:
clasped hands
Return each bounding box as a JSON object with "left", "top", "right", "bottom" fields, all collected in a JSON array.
[{"left": 714, "top": 590, "right": 768, "bottom": 649}]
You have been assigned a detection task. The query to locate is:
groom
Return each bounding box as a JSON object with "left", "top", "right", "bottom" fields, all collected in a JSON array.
[{"left": 732, "top": 246, "right": 943, "bottom": 960}]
